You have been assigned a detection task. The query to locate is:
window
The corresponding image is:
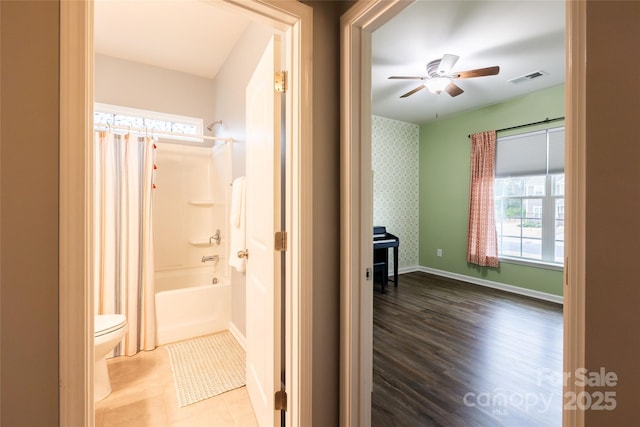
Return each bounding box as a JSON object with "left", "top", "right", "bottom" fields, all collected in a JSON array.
[
  {"left": 94, "top": 103, "right": 204, "bottom": 142},
  {"left": 494, "top": 127, "right": 564, "bottom": 266}
]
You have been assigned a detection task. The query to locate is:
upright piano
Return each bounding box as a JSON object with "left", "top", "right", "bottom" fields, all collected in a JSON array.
[{"left": 373, "top": 226, "right": 399, "bottom": 293}]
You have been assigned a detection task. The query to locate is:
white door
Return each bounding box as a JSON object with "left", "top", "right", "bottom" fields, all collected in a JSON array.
[{"left": 245, "top": 35, "right": 282, "bottom": 427}]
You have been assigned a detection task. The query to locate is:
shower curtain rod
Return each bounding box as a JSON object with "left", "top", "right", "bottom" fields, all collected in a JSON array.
[{"left": 94, "top": 123, "right": 234, "bottom": 143}]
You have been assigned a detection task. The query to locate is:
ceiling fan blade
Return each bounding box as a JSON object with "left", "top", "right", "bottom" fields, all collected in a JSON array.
[
  {"left": 445, "top": 82, "right": 464, "bottom": 97},
  {"left": 388, "top": 76, "right": 426, "bottom": 80},
  {"left": 438, "top": 54, "right": 459, "bottom": 74},
  {"left": 454, "top": 66, "right": 500, "bottom": 79},
  {"left": 400, "top": 85, "right": 426, "bottom": 98}
]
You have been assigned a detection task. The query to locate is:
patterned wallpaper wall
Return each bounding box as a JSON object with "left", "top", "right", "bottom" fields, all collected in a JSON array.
[{"left": 372, "top": 115, "right": 420, "bottom": 271}]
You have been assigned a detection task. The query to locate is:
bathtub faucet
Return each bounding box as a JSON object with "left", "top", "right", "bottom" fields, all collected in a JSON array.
[{"left": 201, "top": 255, "right": 219, "bottom": 263}]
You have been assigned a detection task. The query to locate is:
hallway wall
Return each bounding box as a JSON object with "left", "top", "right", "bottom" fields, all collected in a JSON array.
[
  {"left": 301, "top": 1, "right": 352, "bottom": 425},
  {"left": 0, "top": 2, "right": 60, "bottom": 425},
  {"left": 583, "top": 2, "right": 640, "bottom": 424},
  {"left": 94, "top": 53, "right": 229, "bottom": 326},
  {"left": 17, "top": 2, "right": 639, "bottom": 426}
]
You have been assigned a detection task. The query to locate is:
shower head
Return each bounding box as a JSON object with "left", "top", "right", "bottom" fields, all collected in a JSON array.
[{"left": 206, "top": 120, "right": 223, "bottom": 132}]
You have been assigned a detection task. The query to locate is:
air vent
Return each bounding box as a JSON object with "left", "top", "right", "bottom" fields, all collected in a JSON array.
[{"left": 508, "top": 70, "right": 549, "bottom": 84}]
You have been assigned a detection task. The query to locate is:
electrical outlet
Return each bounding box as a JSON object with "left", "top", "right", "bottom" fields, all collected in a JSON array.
[{"left": 437, "top": 248, "right": 443, "bottom": 257}]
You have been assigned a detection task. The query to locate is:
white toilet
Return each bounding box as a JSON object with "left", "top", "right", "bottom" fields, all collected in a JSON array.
[{"left": 94, "top": 314, "right": 128, "bottom": 402}]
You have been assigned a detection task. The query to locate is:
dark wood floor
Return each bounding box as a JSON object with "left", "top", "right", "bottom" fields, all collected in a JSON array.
[{"left": 372, "top": 272, "right": 563, "bottom": 427}]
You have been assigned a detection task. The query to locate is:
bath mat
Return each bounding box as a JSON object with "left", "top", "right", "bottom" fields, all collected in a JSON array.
[{"left": 165, "top": 331, "right": 246, "bottom": 407}]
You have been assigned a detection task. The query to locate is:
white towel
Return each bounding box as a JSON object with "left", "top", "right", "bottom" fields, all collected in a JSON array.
[
  {"left": 229, "top": 176, "right": 246, "bottom": 273},
  {"left": 229, "top": 176, "right": 244, "bottom": 228}
]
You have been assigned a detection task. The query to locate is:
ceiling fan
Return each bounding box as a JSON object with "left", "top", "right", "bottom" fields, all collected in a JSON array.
[{"left": 389, "top": 54, "right": 500, "bottom": 98}]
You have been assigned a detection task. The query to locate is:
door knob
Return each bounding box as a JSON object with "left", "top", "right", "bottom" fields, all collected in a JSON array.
[{"left": 237, "top": 250, "right": 249, "bottom": 259}]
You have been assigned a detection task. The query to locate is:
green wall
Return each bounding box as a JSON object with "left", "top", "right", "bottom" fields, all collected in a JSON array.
[{"left": 419, "top": 84, "right": 564, "bottom": 296}]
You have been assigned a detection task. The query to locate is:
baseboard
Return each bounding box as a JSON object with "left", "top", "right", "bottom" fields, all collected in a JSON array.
[
  {"left": 228, "top": 321, "right": 247, "bottom": 351},
  {"left": 417, "top": 266, "right": 564, "bottom": 305},
  {"left": 395, "top": 265, "right": 421, "bottom": 275}
]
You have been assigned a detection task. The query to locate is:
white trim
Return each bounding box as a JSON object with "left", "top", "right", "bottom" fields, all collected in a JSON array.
[
  {"left": 340, "top": 2, "right": 414, "bottom": 426},
  {"left": 395, "top": 265, "right": 420, "bottom": 275},
  {"left": 417, "top": 266, "right": 564, "bottom": 305},
  {"left": 499, "top": 256, "right": 564, "bottom": 272},
  {"left": 60, "top": 2, "right": 94, "bottom": 425},
  {"left": 563, "top": 1, "right": 586, "bottom": 425},
  {"left": 60, "top": 1, "right": 313, "bottom": 426},
  {"left": 228, "top": 322, "right": 247, "bottom": 351},
  {"left": 257, "top": 2, "right": 315, "bottom": 425},
  {"left": 385, "top": 263, "right": 563, "bottom": 303}
]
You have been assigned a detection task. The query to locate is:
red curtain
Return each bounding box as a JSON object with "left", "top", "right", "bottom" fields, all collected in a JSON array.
[{"left": 467, "top": 131, "right": 499, "bottom": 267}]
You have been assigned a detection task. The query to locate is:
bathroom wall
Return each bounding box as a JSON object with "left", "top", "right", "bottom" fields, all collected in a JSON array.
[
  {"left": 95, "top": 22, "right": 274, "bottom": 340},
  {"left": 210, "top": 22, "right": 274, "bottom": 337},
  {"left": 95, "top": 54, "right": 216, "bottom": 129},
  {"left": 94, "top": 55, "right": 227, "bottom": 296}
]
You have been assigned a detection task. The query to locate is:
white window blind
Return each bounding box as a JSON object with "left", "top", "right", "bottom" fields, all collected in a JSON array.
[
  {"left": 495, "top": 127, "right": 565, "bottom": 177},
  {"left": 548, "top": 127, "right": 565, "bottom": 174}
]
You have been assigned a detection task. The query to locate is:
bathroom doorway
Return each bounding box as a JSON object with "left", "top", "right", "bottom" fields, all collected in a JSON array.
[{"left": 59, "top": 1, "right": 313, "bottom": 425}]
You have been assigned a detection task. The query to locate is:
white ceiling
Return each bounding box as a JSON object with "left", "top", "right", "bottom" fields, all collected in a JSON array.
[
  {"left": 94, "top": 0, "right": 251, "bottom": 79},
  {"left": 372, "top": 1, "right": 566, "bottom": 125},
  {"left": 94, "top": 1, "right": 565, "bottom": 125}
]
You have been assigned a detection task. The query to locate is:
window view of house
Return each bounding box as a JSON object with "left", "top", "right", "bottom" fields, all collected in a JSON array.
[{"left": 494, "top": 127, "right": 564, "bottom": 265}]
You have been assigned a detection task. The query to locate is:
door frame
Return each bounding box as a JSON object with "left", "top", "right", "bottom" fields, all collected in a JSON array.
[
  {"left": 340, "top": 2, "right": 413, "bottom": 425},
  {"left": 59, "top": 1, "right": 313, "bottom": 426},
  {"left": 339, "top": 1, "right": 586, "bottom": 426}
]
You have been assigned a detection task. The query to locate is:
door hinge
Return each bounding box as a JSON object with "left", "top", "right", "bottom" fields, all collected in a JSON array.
[
  {"left": 275, "top": 389, "right": 287, "bottom": 411},
  {"left": 274, "top": 71, "right": 287, "bottom": 93},
  {"left": 275, "top": 231, "right": 287, "bottom": 251}
]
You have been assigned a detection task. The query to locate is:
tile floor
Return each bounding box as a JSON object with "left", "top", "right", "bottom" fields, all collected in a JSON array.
[{"left": 95, "top": 341, "right": 258, "bottom": 427}]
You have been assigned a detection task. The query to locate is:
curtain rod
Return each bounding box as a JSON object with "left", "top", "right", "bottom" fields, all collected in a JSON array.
[
  {"left": 95, "top": 123, "right": 234, "bottom": 143},
  {"left": 467, "top": 116, "right": 565, "bottom": 138}
]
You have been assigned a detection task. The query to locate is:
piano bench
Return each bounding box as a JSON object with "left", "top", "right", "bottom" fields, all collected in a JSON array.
[
  {"left": 373, "top": 226, "right": 399, "bottom": 291},
  {"left": 373, "top": 261, "right": 388, "bottom": 293}
]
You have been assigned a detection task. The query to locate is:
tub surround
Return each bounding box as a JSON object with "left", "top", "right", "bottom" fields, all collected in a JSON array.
[{"left": 152, "top": 141, "right": 233, "bottom": 346}]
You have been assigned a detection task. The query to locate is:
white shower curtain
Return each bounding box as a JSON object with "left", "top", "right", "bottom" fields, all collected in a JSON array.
[{"left": 94, "top": 131, "right": 156, "bottom": 356}]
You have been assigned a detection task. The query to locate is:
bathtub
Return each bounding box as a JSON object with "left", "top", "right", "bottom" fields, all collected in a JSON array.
[{"left": 155, "top": 280, "right": 230, "bottom": 345}]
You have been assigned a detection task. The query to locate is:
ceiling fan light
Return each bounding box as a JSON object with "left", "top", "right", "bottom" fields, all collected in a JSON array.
[{"left": 424, "top": 77, "right": 451, "bottom": 94}]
